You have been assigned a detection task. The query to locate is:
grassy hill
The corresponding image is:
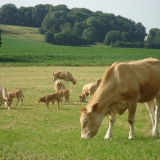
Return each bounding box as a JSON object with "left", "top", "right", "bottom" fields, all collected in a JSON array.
[{"left": 1, "top": 24, "right": 45, "bottom": 42}]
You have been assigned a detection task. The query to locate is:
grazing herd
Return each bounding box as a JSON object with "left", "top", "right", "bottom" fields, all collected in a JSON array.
[{"left": 1, "top": 58, "right": 160, "bottom": 140}]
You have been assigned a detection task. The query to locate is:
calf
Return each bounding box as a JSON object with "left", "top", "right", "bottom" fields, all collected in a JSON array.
[
  {"left": 7, "top": 89, "right": 24, "bottom": 106},
  {"left": 79, "top": 78, "right": 102, "bottom": 103},
  {"left": 56, "top": 89, "right": 70, "bottom": 104},
  {"left": 38, "top": 92, "right": 62, "bottom": 109},
  {"left": 54, "top": 80, "right": 65, "bottom": 92},
  {"left": 53, "top": 71, "right": 76, "bottom": 85}
]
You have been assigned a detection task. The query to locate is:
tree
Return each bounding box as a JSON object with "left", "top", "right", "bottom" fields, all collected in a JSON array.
[
  {"left": 82, "top": 27, "right": 97, "bottom": 43},
  {"left": 134, "top": 22, "right": 147, "bottom": 41},
  {"left": 0, "top": 28, "right": 2, "bottom": 47},
  {"left": 104, "top": 30, "right": 121, "bottom": 45},
  {"left": 45, "top": 31, "right": 54, "bottom": 44},
  {"left": 0, "top": 4, "right": 18, "bottom": 25},
  {"left": 145, "top": 28, "right": 160, "bottom": 49},
  {"left": 32, "top": 4, "right": 50, "bottom": 27}
]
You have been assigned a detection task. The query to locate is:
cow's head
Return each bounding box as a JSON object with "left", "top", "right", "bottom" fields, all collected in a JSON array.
[
  {"left": 80, "top": 102, "right": 103, "bottom": 139},
  {"left": 79, "top": 95, "right": 85, "bottom": 102},
  {"left": 3, "top": 98, "right": 12, "bottom": 109},
  {"left": 72, "top": 80, "right": 76, "bottom": 85},
  {"left": 38, "top": 97, "right": 43, "bottom": 103}
]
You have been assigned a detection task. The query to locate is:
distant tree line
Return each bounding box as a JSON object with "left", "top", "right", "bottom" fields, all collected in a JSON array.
[{"left": 0, "top": 3, "right": 160, "bottom": 48}]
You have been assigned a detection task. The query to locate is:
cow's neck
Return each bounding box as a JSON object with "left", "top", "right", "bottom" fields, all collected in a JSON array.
[{"left": 88, "top": 82, "right": 117, "bottom": 116}]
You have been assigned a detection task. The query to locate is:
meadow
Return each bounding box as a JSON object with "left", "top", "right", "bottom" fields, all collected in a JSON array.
[
  {"left": 0, "top": 66, "right": 160, "bottom": 160},
  {"left": 0, "top": 25, "right": 160, "bottom": 159},
  {"left": 0, "top": 34, "right": 160, "bottom": 67}
]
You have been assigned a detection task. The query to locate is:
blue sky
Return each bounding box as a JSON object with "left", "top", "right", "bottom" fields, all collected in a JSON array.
[{"left": 0, "top": 0, "right": 160, "bottom": 34}]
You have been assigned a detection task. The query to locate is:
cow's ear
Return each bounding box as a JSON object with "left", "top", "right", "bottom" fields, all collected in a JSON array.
[
  {"left": 91, "top": 102, "right": 99, "bottom": 112},
  {"left": 80, "top": 107, "right": 87, "bottom": 112}
]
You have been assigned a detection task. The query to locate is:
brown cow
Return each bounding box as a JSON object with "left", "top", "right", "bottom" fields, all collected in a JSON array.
[
  {"left": 80, "top": 58, "right": 160, "bottom": 140},
  {"left": 54, "top": 80, "right": 65, "bottom": 92},
  {"left": 38, "top": 92, "right": 62, "bottom": 109},
  {"left": 53, "top": 71, "right": 76, "bottom": 85},
  {"left": 7, "top": 89, "right": 24, "bottom": 106},
  {"left": 56, "top": 89, "right": 70, "bottom": 104}
]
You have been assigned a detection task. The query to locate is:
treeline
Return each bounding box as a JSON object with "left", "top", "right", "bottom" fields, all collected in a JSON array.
[{"left": 0, "top": 3, "right": 160, "bottom": 48}]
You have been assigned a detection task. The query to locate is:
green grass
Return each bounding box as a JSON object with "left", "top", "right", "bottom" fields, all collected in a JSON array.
[
  {"left": 0, "top": 31, "right": 160, "bottom": 67},
  {"left": 0, "top": 66, "right": 160, "bottom": 160}
]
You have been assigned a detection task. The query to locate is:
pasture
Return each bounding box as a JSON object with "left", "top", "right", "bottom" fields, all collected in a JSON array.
[
  {"left": 0, "top": 34, "right": 160, "bottom": 67},
  {"left": 0, "top": 66, "right": 160, "bottom": 160}
]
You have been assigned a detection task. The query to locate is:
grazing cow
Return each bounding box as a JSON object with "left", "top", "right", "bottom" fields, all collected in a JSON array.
[
  {"left": 79, "top": 78, "right": 102, "bottom": 103},
  {"left": 56, "top": 89, "right": 70, "bottom": 104},
  {"left": 80, "top": 58, "right": 160, "bottom": 140},
  {"left": 38, "top": 92, "right": 62, "bottom": 109},
  {"left": 53, "top": 71, "right": 76, "bottom": 85},
  {"left": 0, "top": 85, "right": 12, "bottom": 109},
  {"left": 54, "top": 80, "right": 65, "bottom": 92},
  {"left": 7, "top": 89, "right": 24, "bottom": 106}
]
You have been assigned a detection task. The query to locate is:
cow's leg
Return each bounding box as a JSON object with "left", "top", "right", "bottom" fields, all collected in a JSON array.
[
  {"left": 57, "top": 101, "right": 60, "bottom": 109},
  {"left": 152, "top": 95, "right": 160, "bottom": 136},
  {"left": 88, "top": 94, "right": 92, "bottom": 103},
  {"left": 145, "top": 99, "right": 155, "bottom": 134},
  {"left": 46, "top": 103, "right": 49, "bottom": 109},
  {"left": 128, "top": 102, "right": 137, "bottom": 139},
  {"left": 104, "top": 111, "right": 116, "bottom": 139},
  {"left": 21, "top": 96, "right": 23, "bottom": 105},
  {"left": 16, "top": 97, "right": 20, "bottom": 106}
]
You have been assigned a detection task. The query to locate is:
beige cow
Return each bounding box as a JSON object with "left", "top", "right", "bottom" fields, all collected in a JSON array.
[
  {"left": 80, "top": 58, "right": 160, "bottom": 140},
  {"left": 79, "top": 78, "right": 102, "bottom": 103},
  {"left": 38, "top": 92, "right": 62, "bottom": 109},
  {"left": 54, "top": 80, "right": 65, "bottom": 92},
  {"left": 7, "top": 89, "right": 24, "bottom": 106},
  {"left": 0, "top": 85, "right": 12, "bottom": 109},
  {"left": 53, "top": 71, "right": 76, "bottom": 85}
]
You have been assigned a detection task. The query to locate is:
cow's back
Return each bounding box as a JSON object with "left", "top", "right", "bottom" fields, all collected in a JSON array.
[{"left": 100, "top": 58, "right": 160, "bottom": 103}]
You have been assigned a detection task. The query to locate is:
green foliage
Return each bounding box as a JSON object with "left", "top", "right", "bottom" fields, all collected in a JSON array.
[
  {"left": 145, "top": 28, "right": 160, "bottom": 49},
  {"left": 1, "top": 35, "right": 160, "bottom": 67},
  {"left": 45, "top": 31, "right": 54, "bottom": 43}
]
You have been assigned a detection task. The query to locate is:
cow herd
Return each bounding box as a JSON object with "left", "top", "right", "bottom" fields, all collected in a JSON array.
[{"left": 1, "top": 58, "right": 160, "bottom": 140}]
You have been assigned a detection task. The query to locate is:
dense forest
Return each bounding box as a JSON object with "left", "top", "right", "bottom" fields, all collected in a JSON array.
[{"left": 0, "top": 3, "right": 160, "bottom": 48}]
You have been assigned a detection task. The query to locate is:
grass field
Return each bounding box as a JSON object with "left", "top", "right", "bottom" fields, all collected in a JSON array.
[{"left": 0, "top": 66, "right": 160, "bottom": 160}]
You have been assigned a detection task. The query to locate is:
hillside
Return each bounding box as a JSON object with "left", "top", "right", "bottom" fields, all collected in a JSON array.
[{"left": 1, "top": 24, "right": 45, "bottom": 42}]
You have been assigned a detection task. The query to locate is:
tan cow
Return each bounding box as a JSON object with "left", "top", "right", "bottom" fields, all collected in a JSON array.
[
  {"left": 38, "top": 92, "right": 62, "bottom": 109},
  {"left": 80, "top": 58, "right": 160, "bottom": 140},
  {"left": 53, "top": 71, "right": 76, "bottom": 85},
  {"left": 7, "top": 89, "right": 24, "bottom": 106},
  {"left": 56, "top": 89, "right": 70, "bottom": 104},
  {"left": 54, "top": 80, "right": 65, "bottom": 92},
  {"left": 79, "top": 78, "right": 102, "bottom": 103}
]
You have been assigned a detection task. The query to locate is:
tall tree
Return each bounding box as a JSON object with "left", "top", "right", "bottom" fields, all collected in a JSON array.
[
  {"left": 0, "top": 27, "right": 2, "bottom": 47},
  {"left": 32, "top": 4, "right": 50, "bottom": 27},
  {"left": 0, "top": 4, "right": 18, "bottom": 25}
]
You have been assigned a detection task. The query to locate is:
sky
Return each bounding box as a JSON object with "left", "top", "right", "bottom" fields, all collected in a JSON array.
[{"left": 0, "top": 0, "right": 160, "bottom": 34}]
